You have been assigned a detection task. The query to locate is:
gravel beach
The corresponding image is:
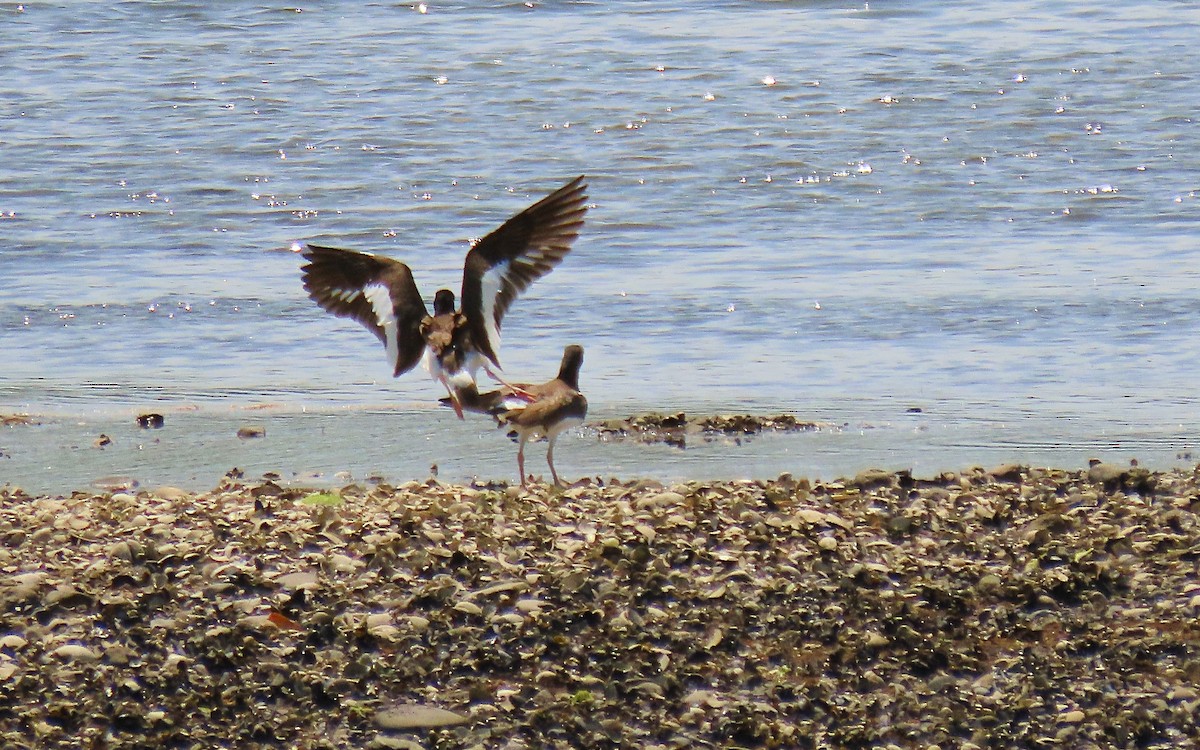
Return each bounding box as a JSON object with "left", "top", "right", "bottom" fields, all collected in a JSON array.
[{"left": 2, "top": 463, "right": 1199, "bottom": 748}]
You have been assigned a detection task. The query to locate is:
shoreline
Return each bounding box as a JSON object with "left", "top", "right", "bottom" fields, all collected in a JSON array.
[
  {"left": 3, "top": 408, "right": 1197, "bottom": 497},
  {"left": 2, "top": 465, "right": 1198, "bottom": 747}
]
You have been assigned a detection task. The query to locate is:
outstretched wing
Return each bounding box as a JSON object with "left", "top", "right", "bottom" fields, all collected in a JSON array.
[
  {"left": 460, "top": 175, "right": 589, "bottom": 367},
  {"left": 300, "top": 243, "right": 429, "bottom": 377}
]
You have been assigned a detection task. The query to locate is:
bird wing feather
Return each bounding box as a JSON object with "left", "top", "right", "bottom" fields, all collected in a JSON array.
[
  {"left": 460, "top": 175, "right": 589, "bottom": 367},
  {"left": 300, "top": 243, "right": 429, "bottom": 376}
]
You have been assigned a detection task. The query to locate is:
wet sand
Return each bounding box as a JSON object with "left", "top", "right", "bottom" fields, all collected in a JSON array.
[
  {"left": 2, "top": 462, "right": 1199, "bottom": 748},
  {"left": 5, "top": 406, "right": 1195, "bottom": 498}
]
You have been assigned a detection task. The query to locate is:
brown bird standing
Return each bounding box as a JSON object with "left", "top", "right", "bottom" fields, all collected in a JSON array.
[{"left": 495, "top": 344, "right": 587, "bottom": 488}]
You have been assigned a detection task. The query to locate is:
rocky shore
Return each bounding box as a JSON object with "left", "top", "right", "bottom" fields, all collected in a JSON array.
[{"left": 2, "top": 463, "right": 1198, "bottom": 748}]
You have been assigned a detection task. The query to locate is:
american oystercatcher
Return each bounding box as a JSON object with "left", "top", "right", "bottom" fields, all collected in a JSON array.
[{"left": 300, "top": 176, "right": 588, "bottom": 418}]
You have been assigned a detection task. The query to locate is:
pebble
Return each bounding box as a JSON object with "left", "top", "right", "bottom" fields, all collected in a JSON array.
[
  {"left": 1086, "top": 462, "right": 1126, "bottom": 483},
  {"left": 453, "top": 600, "right": 483, "bottom": 616},
  {"left": 92, "top": 476, "right": 138, "bottom": 492},
  {"left": 375, "top": 704, "right": 468, "bottom": 729},
  {"left": 369, "top": 737, "right": 425, "bottom": 750},
  {"left": 275, "top": 571, "right": 319, "bottom": 589},
  {"left": 637, "top": 491, "right": 685, "bottom": 509},
  {"left": 364, "top": 613, "right": 392, "bottom": 629},
  {"left": 865, "top": 632, "right": 889, "bottom": 648},
  {"left": 51, "top": 644, "right": 98, "bottom": 662},
  {"left": 405, "top": 616, "right": 430, "bottom": 632}
]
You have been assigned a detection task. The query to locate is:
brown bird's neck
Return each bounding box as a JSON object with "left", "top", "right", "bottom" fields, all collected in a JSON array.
[{"left": 557, "top": 351, "right": 583, "bottom": 390}]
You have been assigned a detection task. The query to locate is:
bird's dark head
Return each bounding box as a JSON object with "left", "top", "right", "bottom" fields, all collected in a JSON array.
[
  {"left": 432, "top": 288, "right": 457, "bottom": 316},
  {"left": 559, "top": 344, "right": 584, "bottom": 388}
]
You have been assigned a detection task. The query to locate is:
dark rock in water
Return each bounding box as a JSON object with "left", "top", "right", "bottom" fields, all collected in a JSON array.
[
  {"left": 136, "top": 413, "right": 165, "bottom": 429},
  {"left": 236, "top": 425, "right": 266, "bottom": 439}
]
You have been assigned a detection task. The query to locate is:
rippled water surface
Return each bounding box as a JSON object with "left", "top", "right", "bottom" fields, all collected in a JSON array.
[{"left": 3, "top": 1, "right": 1200, "bottom": 492}]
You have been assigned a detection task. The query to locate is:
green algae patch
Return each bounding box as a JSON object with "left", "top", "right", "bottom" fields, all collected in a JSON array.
[{"left": 299, "top": 491, "right": 343, "bottom": 507}]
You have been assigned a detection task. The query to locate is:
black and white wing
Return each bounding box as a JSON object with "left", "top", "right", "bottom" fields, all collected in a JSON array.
[
  {"left": 459, "top": 175, "right": 589, "bottom": 368},
  {"left": 300, "top": 243, "right": 429, "bottom": 377}
]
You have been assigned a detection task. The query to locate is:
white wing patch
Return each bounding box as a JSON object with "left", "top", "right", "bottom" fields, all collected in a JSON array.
[
  {"left": 420, "top": 346, "right": 438, "bottom": 377},
  {"left": 364, "top": 282, "right": 399, "bottom": 370},
  {"left": 479, "top": 261, "right": 507, "bottom": 364},
  {"left": 422, "top": 348, "right": 476, "bottom": 390}
]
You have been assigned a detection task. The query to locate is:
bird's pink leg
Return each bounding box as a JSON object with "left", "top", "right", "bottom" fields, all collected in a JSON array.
[
  {"left": 485, "top": 364, "right": 534, "bottom": 399},
  {"left": 547, "top": 436, "right": 562, "bottom": 486},
  {"left": 439, "top": 376, "right": 465, "bottom": 420},
  {"left": 516, "top": 438, "right": 528, "bottom": 488}
]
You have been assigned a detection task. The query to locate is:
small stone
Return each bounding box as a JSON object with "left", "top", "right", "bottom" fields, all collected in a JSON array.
[
  {"left": 375, "top": 704, "right": 468, "bottom": 729},
  {"left": 1086, "top": 462, "right": 1125, "bottom": 484},
  {"left": 43, "top": 584, "right": 88, "bottom": 607},
  {"left": 369, "top": 737, "right": 425, "bottom": 750},
  {"left": 977, "top": 573, "right": 1002, "bottom": 591},
  {"left": 988, "top": 463, "right": 1023, "bottom": 481},
  {"left": 1060, "top": 709, "right": 1085, "bottom": 724},
  {"left": 453, "top": 600, "right": 483, "bottom": 616},
  {"left": 865, "top": 632, "right": 889, "bottom": 648},
  {"left": 368, "top": 625, "right": 400, "bottom": 641},
  {"left": 886, "top": 515, "right": 913, "bottom": 535},
  {"left": 328, "top": 553, "right": 359, "bottom": 573},
  {"left": 406, "top": 616, "right": 430, "bottom": 632},
  {"left": 52, "top": 644, "right": 99, "bottom": 662},
  {"left": 93, "top": 476, "right": 138, "bottom": 492},
  {"left": 104, "top": 644, "right": 136, "bottom": 665},
  {"left": 275, "top": 571, "right": 319, "bottom": 589},
  {"left": 136, "top": 413, "right": 165, "bottom": 429},
  {"left": 794, "top": 509, "right": 828, "bottom": 525},
  {"left": 365, "top": 613, "right": 392, "bottom": 629},
  {"left": 850, "top": 468, "right": 894, "bottom": 488},
  {"left": 637, "top": 491, "right": 684, "bottom": 509}
]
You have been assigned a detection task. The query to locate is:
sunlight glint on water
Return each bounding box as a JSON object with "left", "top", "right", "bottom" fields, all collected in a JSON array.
[{"left": 2, "top": 1, "right": 1199, "bottom": 492}]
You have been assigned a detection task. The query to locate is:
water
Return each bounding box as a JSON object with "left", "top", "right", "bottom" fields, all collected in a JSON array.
[{"left": 3, "top": 1, "right": 1199, "bottom": 493}]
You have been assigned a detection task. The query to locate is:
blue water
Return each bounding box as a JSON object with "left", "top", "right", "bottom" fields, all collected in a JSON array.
[{"left": 3, "top": 1, "right": 1200, "bottom": 493}]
